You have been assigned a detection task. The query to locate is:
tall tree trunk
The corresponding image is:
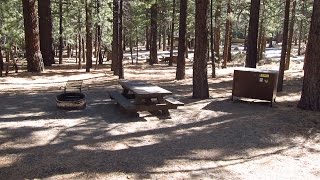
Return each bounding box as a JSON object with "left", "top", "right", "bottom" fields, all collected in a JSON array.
[
  {"left": 38, "top": 0, "right": 54, "bottom": 66},
  {"left": 136, "top": 27, "right": 139, "bottom": 64},
  {"left": 298, "top": 1, "right": 305, "bottom": 56},
  {"left": 214, "top": 0, "right": 221, "bottom": 65},
  {"left": 210, "top": 0, "right": 215, "bottom": 78},
  {"left": 193, "top": 0, "right": 209, "bottom": 99},
  {"left": 285, "top": 0, "right": 296, "bottom": 70},
  {"left": 5, "top": 50, "right": 10, "bottom": 63},
  {"left": 150, "top": 3, "right": 158, "bottom": 65},
  {"left": 78, "top": 34, "right": 82, "bottom": 69},
  {"left": 227, "top": 24, "right": 232, "bottom": 62},
  {"left": 98, "top": 27, "right": 103, "bottom": 64},
  {"left": 112, "top": 0, "right": 119, "bottom": 74},
  {"left": 176, "top": 0, "right": 187, "bottom": 80},
  {"left": 277, "top": 0, "right": 291, "bottom": 92},
  {"left": 77, "top": 4, "right": 82, "bottom": 69},
  {"left": 118, "top": 0, "right": 124, "bottom": 79},
  {"left": 245, "top": 0, "right": 261, "bottom": 68},
  {"left": 59, "top": 0, "right": 63, "bottom": 64},
  {"left": 222, "top": 0, "right": 232, "bottom": 68},
  {"left": 82, "top": 37, "right": 86, "bottom": 63},
  {"left": 75, "top": 35, "right": 78, "bottom": 63},
  {"left": 96, "top": 0, "right": 103, "bottom": 65},
  {"left": 168, "top": 26, "right": 171, "bottom": 47},
  {"left": 130, "top": 36, "right": 133, "bottom": 64},
  {"left": 85, "top": 0, "right": 93, "bottom": 72},
  {"left": 298, "top": 0, "right": 320, "bottom": 111},
  {"left": 94, "top": 28, "right": 100, "bottom": 69},
  {"left": 22, "top": 0, "right": 43, "bottom": 72},
  {"left": 158, "top": 27, "right": 161, "bottom": 50},
  {"left": 257, "top": 0, "right": 265, "bottom": 61},
  {"left": 169, "top": 0, "right": 176, "bottom": 66},
  {"left": 162, "top": 26, "right": 166, "bottom": 50},
  {"left": 59, "top": 0, "right": 64, "bottom": 64},
  {"left": 67, "top": 44, "right": 71, "bottom": 58}
]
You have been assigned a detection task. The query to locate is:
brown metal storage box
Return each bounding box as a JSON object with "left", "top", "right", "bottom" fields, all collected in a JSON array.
[{"left": 232, "top": 68, "right": 279, "bottom": 106}]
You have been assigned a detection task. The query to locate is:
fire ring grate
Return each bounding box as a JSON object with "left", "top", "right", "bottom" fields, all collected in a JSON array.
[{"left": 56, "top": 92, "right": 86, "bottom": 110}]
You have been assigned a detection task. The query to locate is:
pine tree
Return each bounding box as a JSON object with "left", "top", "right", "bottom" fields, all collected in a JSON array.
[
  {"left": 298, "top": 0, "right": 320, "bottom": 111},
  {"left": 22, "top": 0, "right": 43, "bottom": 72}
]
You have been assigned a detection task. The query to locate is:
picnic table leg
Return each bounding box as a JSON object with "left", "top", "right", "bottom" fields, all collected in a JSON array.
[
  {"left": 134, "top": 97, "right": 143, "bottom": 105},
  {"left": 157, "top": 97, "right": 170, "bottom": 116},
  {"left": 145, "top": 98, "right": 162, "bottom": 115},
  {"left": 122, "top": 88, "right": 129, "bottom": 96},
  {"left": 122, "top": 88, "right": 136, "bottom": 99}
]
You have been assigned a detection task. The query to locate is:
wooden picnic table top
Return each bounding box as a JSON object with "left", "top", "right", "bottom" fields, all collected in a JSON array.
[{"left": 119, "top": 80, "right": 172, "bottom": 98}]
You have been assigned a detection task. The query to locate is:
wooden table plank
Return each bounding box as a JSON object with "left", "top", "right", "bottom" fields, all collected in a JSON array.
[{"left": 119, "top": 80, "right": 172, "bottom": 97}]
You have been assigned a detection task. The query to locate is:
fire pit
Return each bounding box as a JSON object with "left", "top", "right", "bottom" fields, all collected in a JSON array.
[{"left": 56, "top": 92, "right": 86, "bottom": 110}]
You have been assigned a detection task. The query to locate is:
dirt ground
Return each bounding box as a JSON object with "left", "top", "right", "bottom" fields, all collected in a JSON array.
[{"left": 0, "top": 59, "right": 319, "bottom": 180}]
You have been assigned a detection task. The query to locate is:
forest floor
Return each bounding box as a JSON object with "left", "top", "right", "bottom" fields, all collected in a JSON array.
[{"left": 0, "top": 55, "right": 319, "bottom": 179}]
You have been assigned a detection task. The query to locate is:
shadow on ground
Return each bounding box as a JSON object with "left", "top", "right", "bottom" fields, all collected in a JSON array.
[{"left": 0, "top": 65, "right": 319, "bottom": 179}]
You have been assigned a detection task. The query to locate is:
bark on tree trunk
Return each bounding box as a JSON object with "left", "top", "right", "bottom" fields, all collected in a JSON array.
[
  {"left": 136, "top": 27, "right": 139, "bottom": 64},
  {"left": 98, "top": 27, "right": 103, "bottom": 64},
  {"left": 169, "top": 0, "right": 176, "bottom": 66},
  {"left": 277, "top": 0, "right": 291, "bottom": 92},
  {"left": 298, "top": 0, "right": 320, "bottom": 111},
  {"left": 158, "top": 27, "right": 161, "bottom": 50},
  {"left": 67, "top": 44, "right": 71, "bottom": 58},
  {"left": 258, "top": 0, "right": 265, "bottom": 62},
  {"left": 22, "top": 0, "right": 43, "bottom": 72},
  {"left": 77, "top": 4, "right": 82, "bottom": 69},
  {"left": 222, "top": 0, "right": 232, "bottom": 68},
  {"left": 150, "top": 3, "right": 158, "bottom": 65},
  {"left": 162, "top": 26, "right": 166, "bottom": 50},
  {"left": 176, "top": 0, "right": 187, "bottom": 80},
  {"left": 78, "top": 34, "right": 82, "bottom": 69},
  {"left": 245, "top": 0, "right": 261, "bottom": 68},
  {"left": 75, "top": 35, "right": 78, "bottom": 63},
  {"left": 227, "top": 25, "right": 232, "bottom": 62},
  {"left": 130, "top": 36, "right": 133, "bottom": 64},
  {"left": 38, "top": 0, "right": 54, "bottom": 66},
  {"left": 112, "top": 0, "right": 119, "bottom": 74},
  {"left": 210, "top": 0, "right": 215, "bottom": 78},
  {"left": 82, "top": 37, "right": 86, "bottom": 63},
  {"left": 214, "top": 0, "right": 221, "bottom": 65},
  {"left": 298, "top": 1, "right": 305, "bottom": 56},
  {"left": 118, "top": 0, "right": 124, "bottom": 79},
  {"left": 86, "top": 0, "right": 93, "bottom": 72},
  {"left": 193, "top": 0, "right": 209, "bottom": 99},
  {"left": 96, "top": 0, "right": 103, "bottom": 65},
  {"left": 285, "top": 0, "right": 296, "bottom": 70},
  {"left": 58, "top": 0, "right": 63, "bottom": 64}
]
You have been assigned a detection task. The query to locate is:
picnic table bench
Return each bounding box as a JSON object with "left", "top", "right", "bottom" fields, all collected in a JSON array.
[
  {"left": 108, "top": 80, "right": 184, "bottom": 116},
  {"left": 64, "top": 80, "right": 83, "bottom": 93}
]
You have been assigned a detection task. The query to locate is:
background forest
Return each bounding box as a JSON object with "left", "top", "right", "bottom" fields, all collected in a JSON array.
[{"left": 0, "top": 0, "right": 313, "bottom": 68}]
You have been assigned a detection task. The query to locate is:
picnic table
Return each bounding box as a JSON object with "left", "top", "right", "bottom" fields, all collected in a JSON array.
[{"left": 108, "top": 80, "right": 184, "bottom": 116}]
